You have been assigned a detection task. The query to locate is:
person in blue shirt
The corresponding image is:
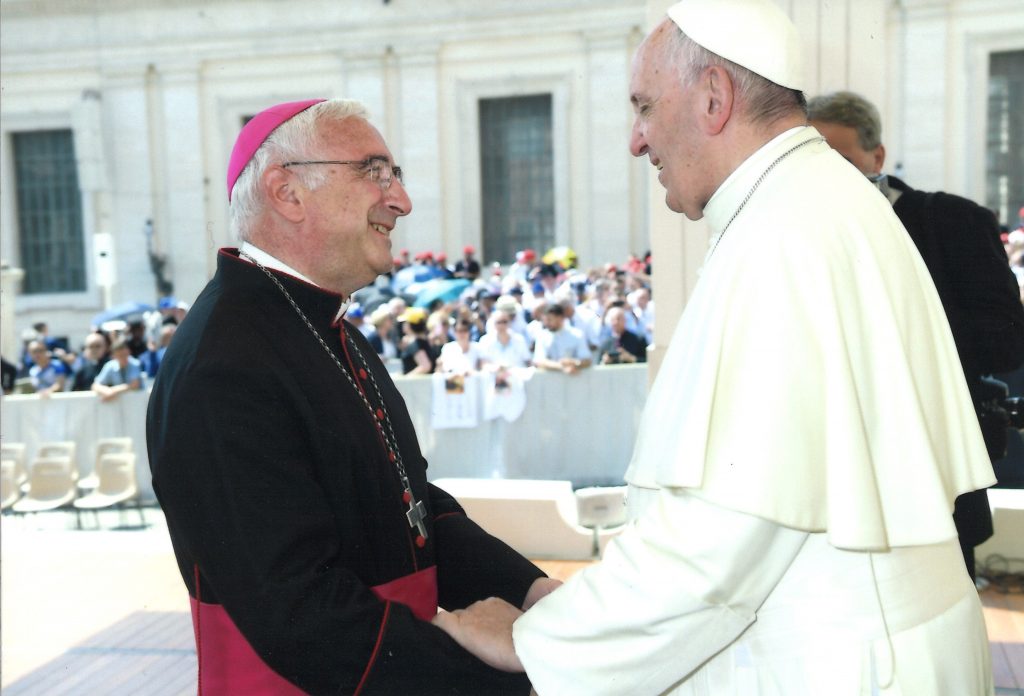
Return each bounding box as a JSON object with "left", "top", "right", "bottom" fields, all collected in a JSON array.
[
  {"left": 92, "top": 338, "right": 143, "bottom": 401},
  {"left": 27, "top": 341, "right": 68, "bottom": 397},
  {"left": 139, "top": 325, "right": 176, "bottom": 380}
]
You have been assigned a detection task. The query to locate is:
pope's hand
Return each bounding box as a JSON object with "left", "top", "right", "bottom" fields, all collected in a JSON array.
[{"left": 432, "top": 597, "right": 524, "bottom": 672}]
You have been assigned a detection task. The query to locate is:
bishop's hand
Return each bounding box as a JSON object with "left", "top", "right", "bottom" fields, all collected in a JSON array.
[{"left": 432, "top": 597, "right": 524, "bottom": 672}]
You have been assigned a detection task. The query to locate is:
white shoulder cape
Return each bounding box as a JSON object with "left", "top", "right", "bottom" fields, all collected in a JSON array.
[{"left": 626, "top": 127, "right": 996, "bottom": 550}]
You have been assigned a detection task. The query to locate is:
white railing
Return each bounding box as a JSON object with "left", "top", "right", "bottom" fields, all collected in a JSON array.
[{"left": 1, "top": 364, "right": 649, "bottom": 502}]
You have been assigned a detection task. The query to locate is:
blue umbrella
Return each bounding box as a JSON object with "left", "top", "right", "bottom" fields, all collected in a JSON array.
[
  {"left": 413, "top": 278, "right": 471, "bottom": 308},
  {"left": 91, "top": 301, "right": 155, "bottom": 327},
  {"left": 392, "top": 264, "right": 443, "bottom": 293}
]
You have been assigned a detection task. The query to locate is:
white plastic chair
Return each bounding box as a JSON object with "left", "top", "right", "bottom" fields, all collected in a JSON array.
[
  {"left": 35, "top": 441, "right": 79, "bottom": 482},
  {"left": 575, "top": 486, "right": 628, "bottom": 557},
  {"left": 1, "top": 460, "right": 21, "bottom": 510},
  {"left": 74, "top": 453, "right": 145, "bottom": 527},
  {"left": 79, "top": 437, "right": 133, "bottom": 491},
  {"left": 12, "top": 457, "right": 78, "bottom": 517},
  {"left": 1, "top": 442, "right": 28, "bottom": 490},
  {"left": 433, "top": 478, "right": 626, "bottom": 560}
]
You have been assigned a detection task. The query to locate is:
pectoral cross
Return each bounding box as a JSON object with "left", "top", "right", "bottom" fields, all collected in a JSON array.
[{"left": 405, "top": 489, "right": 428, "bottom": 540}]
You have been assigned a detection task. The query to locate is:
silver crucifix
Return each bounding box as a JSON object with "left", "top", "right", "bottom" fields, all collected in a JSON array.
[{"left": 405, "top": 489, "right": 428, "bottom": 539}]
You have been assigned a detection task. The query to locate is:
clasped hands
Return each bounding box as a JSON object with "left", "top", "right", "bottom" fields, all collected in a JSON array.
[{"left": 431, "top": 576, "right": 562, "bottom": 672}]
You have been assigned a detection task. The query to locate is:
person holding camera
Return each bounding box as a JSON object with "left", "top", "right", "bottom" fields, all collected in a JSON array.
[{"left": 596, "top": 306, "right": 646, "bottom": 365}]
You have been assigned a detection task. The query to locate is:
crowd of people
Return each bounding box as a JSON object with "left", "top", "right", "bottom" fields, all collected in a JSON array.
[
  {"left": 1, "top": 249, "right": 653, "bottom": 399},
  {"left": 2, "top": 300, "right": 184, "bottom": 399},
  {"left": 353, "top": 247, "right": 654, "bottom": 381}
]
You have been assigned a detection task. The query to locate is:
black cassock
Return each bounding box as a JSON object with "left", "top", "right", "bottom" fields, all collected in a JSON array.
[
  {"left": 148, "top": 249, "right": 541, "bottom": 695},
  {"left": 890, "top": 176, "right": 1024, "bottom": 558}
]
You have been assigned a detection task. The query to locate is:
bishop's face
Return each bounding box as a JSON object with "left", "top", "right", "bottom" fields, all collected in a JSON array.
[
  {"left": 301, "top": 118, "right": 412, "bottom": 295},
  {"left": 628, "top": 21, "right": 707, "bottom": 220}
]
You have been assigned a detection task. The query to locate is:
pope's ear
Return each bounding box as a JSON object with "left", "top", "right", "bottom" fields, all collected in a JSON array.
[
  {"left": 261, "top": 166, "right": 306, "bottom": 223},
  {"left": 700, "top": 65, "right": 734, "bottom": 136}
]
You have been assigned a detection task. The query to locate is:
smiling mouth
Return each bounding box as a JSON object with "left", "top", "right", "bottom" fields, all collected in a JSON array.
[{"left": 370, "top": 223, "right": 390, "bottom": 235}]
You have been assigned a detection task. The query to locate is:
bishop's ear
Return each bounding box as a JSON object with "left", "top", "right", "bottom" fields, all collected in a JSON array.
[
  {"left": 261, "top": 165, "right": 306, "bottom": 223},
  {"left": 700, "top": 65, "right": 734, "bottom": 136}
]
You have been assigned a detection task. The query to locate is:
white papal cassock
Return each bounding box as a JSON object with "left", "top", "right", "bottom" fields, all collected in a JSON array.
[{"left": 513, "top": 126, "right": 997, "bottom": 695}]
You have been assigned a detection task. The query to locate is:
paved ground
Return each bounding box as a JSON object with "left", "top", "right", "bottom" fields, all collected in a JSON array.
[
  {"left": 3, "top": 508, "right": 1022, "bottom": 694},
  {"left": 1, "top": 508, "right": 190, "bottom": 691}
]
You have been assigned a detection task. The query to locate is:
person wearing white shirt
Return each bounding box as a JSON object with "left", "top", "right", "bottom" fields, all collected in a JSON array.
[
  {"left": 437, "top": 319, "right": 482, "bottom": 375},
  {"left": 479, "top": 310, "right": 532, "bottom": 370},
  {"left": 532, "top": 304, "right": 591, "bottom": 375}
]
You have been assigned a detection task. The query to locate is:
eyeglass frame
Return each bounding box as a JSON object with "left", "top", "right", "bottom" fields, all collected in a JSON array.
[{"left": 281, "top": 156, "right": 404, "bottom": 191}]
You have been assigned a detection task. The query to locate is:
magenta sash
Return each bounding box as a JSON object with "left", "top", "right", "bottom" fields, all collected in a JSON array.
[{"left": 190, "top": 566, "right": 438, "bottom": 694}]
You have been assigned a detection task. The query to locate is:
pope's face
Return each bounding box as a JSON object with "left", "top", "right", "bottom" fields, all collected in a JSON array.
[
  {"left": 302, "top": 117, "right": 412, "bottom": 294},
  {"left": 810, "top": 121, "right": 885, "bottom": 177},
  {"left": 628, "top": 22, "right": 705, "bottom": 219}
]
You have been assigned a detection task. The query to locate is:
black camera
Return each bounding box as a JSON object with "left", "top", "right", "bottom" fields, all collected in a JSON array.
[
  {"left": 979, "top": 377, "right": 1024, "bottom": 428},
  {"left": 978, "top": 377, "right": 1024, "bottom": 460}
]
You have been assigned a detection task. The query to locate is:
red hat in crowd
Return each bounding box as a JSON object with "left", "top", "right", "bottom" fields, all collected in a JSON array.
[
  {"left": 437, "top": 252, "right": 447, "bottom": 263},
  {"left": 463, "top": 245, "right": 475, "bottom": 255},
  {"left": 227, "top": 99, "right": 325, "bottom": 201}
]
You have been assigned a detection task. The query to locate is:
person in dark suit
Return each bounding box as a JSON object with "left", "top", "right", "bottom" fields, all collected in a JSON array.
[
  {"left": 810, "top": 90, "right": 1024, "bottom": 581},
  {"left": 69, "top": 332, "right": 110, "bottom": 391},
  {"left": 596, "top": 306, "right": 647, "bottom": 365}
]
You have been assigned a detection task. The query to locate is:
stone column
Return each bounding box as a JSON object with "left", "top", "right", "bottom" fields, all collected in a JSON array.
[
  {"left": 394, "top": 44, "right": 444, "bottom": 253},
  {"left": 584, "top": 30, "right": 635, "bottom": 267},
  {"left": 101, "top": 68, "right": 157, "bottom": 307},
  {"left": 1, "top": 262, "right": 25, "bottom": 360},
  {"left": 148, "top": 61, "right": 207, "bottom": 302}
]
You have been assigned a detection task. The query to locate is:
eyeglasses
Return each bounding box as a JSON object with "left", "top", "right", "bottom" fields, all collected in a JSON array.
[
  {"left": 493, "top": 320, "right": 509, "bottom": 325},
  {"left": 282, "top": 156, "right": 404, "bottom": 191}
]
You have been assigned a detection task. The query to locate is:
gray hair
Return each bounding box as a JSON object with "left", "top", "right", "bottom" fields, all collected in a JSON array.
[
  {"left": 663, "top": 27, "right": 807, "bottom": 126},
  {"left": 806, "top": 91, "right": 883, "bottom": 150},
  {"left": 229, "top": 99, "right": 370, "bottom": 241}
]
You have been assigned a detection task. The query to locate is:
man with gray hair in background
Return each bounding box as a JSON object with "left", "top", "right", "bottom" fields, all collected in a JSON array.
[
  {"left": 432, "top": 1, "right": 996, "bottom": 693},
  {"left": 147, "top": 98, "right": 556, "bottom": 695},
  {"left": 809, "top": 89, "right": 1024, "bottom": 586}
]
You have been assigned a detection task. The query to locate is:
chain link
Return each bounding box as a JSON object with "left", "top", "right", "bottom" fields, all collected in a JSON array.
[
  {"left": 240, "top": 254, "right": 412, "bottom": 491},
  {"left": 709, "top": 136, "right": 823, "bottom": 258}
]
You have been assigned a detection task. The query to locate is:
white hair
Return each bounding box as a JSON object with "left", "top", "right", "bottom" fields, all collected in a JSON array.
[
  {"left": 662, "top": 26, "right": 806, "bottom": 126},
  {"left": 229, "top": 99, "right": 370, "bottom": 241}
]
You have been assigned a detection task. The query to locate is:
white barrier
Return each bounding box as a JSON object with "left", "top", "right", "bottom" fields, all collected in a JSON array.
[
  {"left": 434, "top": 478, "right": 626, "bottom": 560},
  {"left": 0, "top": 364, "right": 648, "bottom": 503}
]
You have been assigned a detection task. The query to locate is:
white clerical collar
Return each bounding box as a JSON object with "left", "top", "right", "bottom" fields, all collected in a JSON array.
[
  {"left": 703, "top": 125, "right": 818, "bottom": 237},
  {"left": 238, "top": 242, "right": 351, "bottom": 321}
]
